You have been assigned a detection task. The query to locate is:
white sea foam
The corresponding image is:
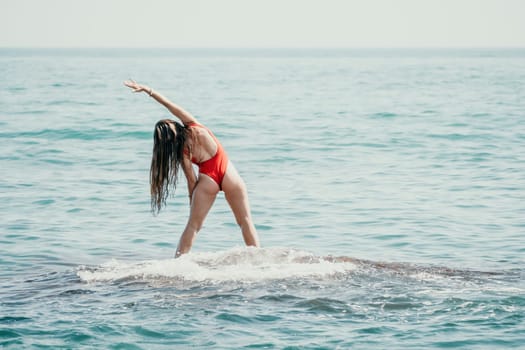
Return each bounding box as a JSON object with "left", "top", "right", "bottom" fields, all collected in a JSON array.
[{"left": 77, "top": 247, "right": 357, "bottom": 283}]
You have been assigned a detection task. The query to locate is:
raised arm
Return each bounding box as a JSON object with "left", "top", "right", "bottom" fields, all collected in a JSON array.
[{"left": 124, "top": 80, "right": 197, "bottom": 125}]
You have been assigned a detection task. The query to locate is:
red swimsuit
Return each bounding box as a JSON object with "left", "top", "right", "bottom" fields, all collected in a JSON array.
[{"left": 187, "top": 122, "right": 229, "bottom": 189}]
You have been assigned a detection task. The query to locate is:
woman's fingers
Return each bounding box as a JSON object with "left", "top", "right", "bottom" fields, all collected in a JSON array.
[{"left": 123, "top": 80, "right": 143, "bottom": 92}]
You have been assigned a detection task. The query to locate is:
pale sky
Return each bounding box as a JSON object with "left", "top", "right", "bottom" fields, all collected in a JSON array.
[{"left": 1, "top": 0, "right": 524, "bottom": 48}]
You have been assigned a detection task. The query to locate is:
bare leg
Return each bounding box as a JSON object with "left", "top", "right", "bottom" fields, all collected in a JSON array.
[
  {"left": 222, "top": 163, "right": 260, "bottom": 247},
  {"left": 175, "top": 175, "right": 219, "bottom": 257}
]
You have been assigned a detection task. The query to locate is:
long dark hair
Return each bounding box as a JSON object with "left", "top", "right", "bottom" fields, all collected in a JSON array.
[{"left": 150, "top": 119, "right": 189, "bottom": 214}]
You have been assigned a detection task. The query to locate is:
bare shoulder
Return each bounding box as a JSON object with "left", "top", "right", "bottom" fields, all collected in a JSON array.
[{"left": 181, "top": 114, "right": 198, "bottom": 126}]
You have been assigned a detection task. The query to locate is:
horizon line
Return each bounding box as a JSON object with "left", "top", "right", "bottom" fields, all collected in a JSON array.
[{"left": 2, "top": 45, "right": 525, "bottom": 50}]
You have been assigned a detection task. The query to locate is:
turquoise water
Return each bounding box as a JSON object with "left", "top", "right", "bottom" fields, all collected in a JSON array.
[{"left": 1, "top": 48, "right": 524, "bottom": 349}]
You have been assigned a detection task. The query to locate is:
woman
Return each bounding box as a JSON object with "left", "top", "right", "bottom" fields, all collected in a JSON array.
[{"left": 124, "top": 80, "right": 260, "bottom": 257}]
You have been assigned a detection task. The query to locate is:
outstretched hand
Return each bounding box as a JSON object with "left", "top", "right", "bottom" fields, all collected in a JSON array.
[{"left": 123, "top": 79, "right": 150, "bottom": 94}]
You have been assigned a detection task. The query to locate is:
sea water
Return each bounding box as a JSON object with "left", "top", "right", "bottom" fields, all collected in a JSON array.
[{"left": 1, "top": 48, "right": 524, "bottom": 349}]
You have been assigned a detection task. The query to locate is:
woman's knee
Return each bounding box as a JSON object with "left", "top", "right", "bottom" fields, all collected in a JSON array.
[
  {"left": 234, "top": 213, "right": 252, "bottom": 228},
  {"left": 186, "top": 221, "right": 203, "bottom": 233}
]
